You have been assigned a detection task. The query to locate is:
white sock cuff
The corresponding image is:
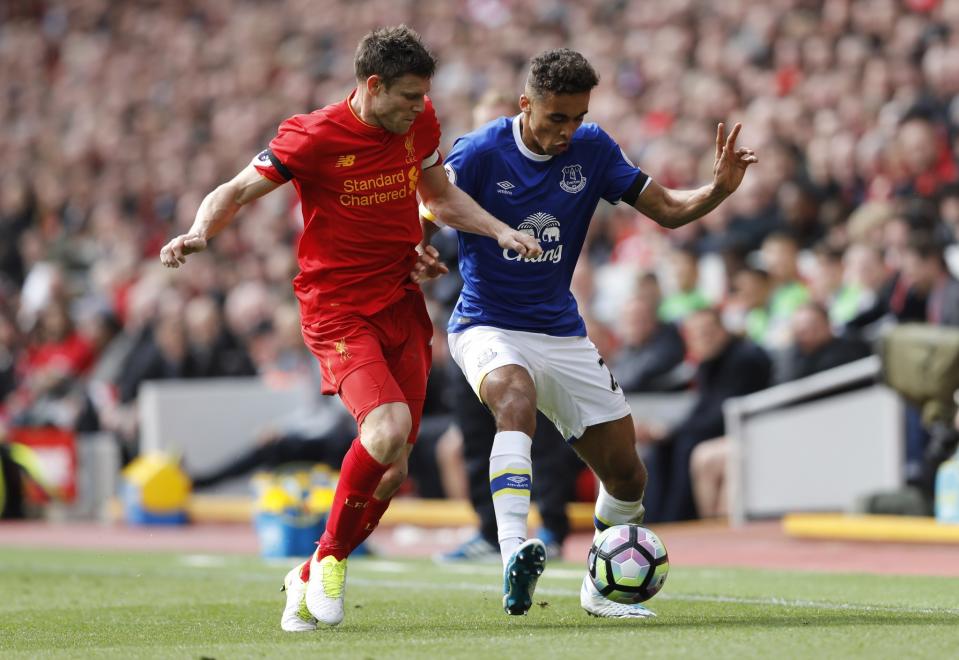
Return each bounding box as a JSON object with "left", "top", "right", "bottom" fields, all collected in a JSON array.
[
  {"left": 490, "top": 431, "right": 532, "bottom": 458},
  {"left": 598, "top": 483, "right": 642, "bottom": 513}
]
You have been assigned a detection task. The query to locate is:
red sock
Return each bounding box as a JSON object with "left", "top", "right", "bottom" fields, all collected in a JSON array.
[
  {"left": 349, "top": 497, "right": 391, "bottom": 552},
  {"left": 301, "top": 498, "right": 392, "bottom": 582},
  {"left": 315, "top": 438, "right": 389, "bottom": 561}
]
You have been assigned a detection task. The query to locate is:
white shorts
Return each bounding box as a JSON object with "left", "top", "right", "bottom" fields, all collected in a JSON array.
[{"left": 448, "top": 325, "right": 632, "bottom": 440}]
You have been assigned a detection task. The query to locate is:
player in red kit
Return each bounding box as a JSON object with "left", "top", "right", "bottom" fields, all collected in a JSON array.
[{"left": 160, "top": 26, "right": 541, "bottom": 631}]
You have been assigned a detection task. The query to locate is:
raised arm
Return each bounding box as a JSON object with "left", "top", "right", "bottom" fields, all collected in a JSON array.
[
  {"left": 417, "top": 165, "right": 542, "bottom": 259},
  {"left": 632, "top": 122, "right": 758, "bottom": 229},
  {"left": 160, "top": 164, "right": 281, "bottom": 268}
]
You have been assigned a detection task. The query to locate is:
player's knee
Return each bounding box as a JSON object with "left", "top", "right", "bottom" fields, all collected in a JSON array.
[
  {"left": 489, "top": 387, "right": 537, "bottom": 435},
  {"left": 361, "top": 405, "right": 412, "bottom": 463}
]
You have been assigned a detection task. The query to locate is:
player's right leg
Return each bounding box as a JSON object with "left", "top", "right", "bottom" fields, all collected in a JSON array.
[
  {"left": 449, "top": 326, "right": 548, "bottom": 614},
  {"left": 480, "top": 364, "right": 548, "bottom": 615},
  {"left": 281, "top": 560, "right": 316, "bottom": 632}
]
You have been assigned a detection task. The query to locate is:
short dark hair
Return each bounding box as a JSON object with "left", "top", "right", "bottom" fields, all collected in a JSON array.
[
  {"left": 906, "top": 231, "right": 946, "bottom": 265},
  {"left": 354, "top": 25, "right": 436, "bottom": 88},
  {"left": 526, "top": 48, "right": 599, "bottom": 97}
]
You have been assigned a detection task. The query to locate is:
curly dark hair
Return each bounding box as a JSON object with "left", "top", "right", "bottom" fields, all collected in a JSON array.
[
  {"left": 526, "top": 48, "right": 599, "bottom": 97},
  {"left": 354, "top": 25, "right": 437, "bottom": 88}
]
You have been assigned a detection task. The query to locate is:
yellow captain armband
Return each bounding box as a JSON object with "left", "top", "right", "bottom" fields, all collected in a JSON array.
[{"left": 418, "top": 202, "right": 437, "bottom": 223}]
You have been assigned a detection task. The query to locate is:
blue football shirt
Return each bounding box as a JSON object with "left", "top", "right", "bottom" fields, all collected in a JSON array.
[{"left": 445, "top": 114, "right": 650, "bottom": 336}]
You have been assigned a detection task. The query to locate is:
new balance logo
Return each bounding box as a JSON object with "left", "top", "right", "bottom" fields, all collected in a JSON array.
[
  {"left": 344, "top": 498, "right": 367, "bottom": 509},
  {"left": 336, "top": 155, "right": 356, "bottom": 167},
  {"left": 496, "top": 180, "right": 515, "bottom": 195}
]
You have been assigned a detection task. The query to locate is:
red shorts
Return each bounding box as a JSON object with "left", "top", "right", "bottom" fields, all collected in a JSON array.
[{"left": 301, "top": 290, "right": 433, "bottom": 442}]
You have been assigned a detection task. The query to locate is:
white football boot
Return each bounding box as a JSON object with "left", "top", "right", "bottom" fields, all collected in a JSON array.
[
  {"left": 305, "top": 553, "right": 348, "bottom": 626},
  {"left": 280, "top": 562, "right": 316, "bottom": 632},
  {"left": 580, "top": 575, "right": 656, "bottom": 618}
]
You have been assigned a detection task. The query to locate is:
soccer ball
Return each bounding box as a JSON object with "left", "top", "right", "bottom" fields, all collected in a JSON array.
[{"left": 587, "top": 524, "right": 669, "bottom": 604}]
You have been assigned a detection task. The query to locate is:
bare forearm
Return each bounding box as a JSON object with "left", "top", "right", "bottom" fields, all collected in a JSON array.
[
  {"left": 189, "top": 168, "right": 277, "bottom": 240},
  {"left": 189, "top": 184, "right": 242, "bottom": 240},
  {"left": 425, "top": 184, "right": 508, "bottom": 240},
  {"left": 419, "top": 215, "right": 441, "bottom": 247},
  {"left": 654, "top": 183, "right": 727, "bottom": 229}
]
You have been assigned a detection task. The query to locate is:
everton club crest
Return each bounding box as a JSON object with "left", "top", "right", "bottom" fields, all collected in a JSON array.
[{"left": 560, "top": 164, "right": 586, "bottom": 193}]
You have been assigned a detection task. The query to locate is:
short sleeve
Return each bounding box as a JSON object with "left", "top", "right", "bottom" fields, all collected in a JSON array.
[
  {"left": 255, "top": 115, "right": 314, "bottom": 182},
  {"left": 419, "top": 97, "right": 443, "bottom": 169},
  {"left": 443, "top": 137, "right": 480, "bottom": 198},
  {"left": 599, "top": 129, "right": 650, "bottom": 205}
]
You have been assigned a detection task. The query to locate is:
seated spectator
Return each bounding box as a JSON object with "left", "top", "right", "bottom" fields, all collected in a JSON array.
[
  {"left": 183, "top": 295, "right": 256, "bottom": 378},
  {"left": 689, "top": 435, "right": 728, "bottom": 519},
  {"left": 901, "top": 233, "right": 959, "bottom": 327},
  {"left": 723, "top": 266, "right": 771, "bottom": 345},
  {"left": 779, "top": 302, "right": 872, "bottom": 384},
  {"left": 612, "top": 295, "right": 686, "bottom": 392},
  {"left": 834, "top": 244, "right": 886, "bottom": 329},
  {"left": 10, "top": 299, "right": 95, "bottom": 429},
  {"left": 810, "top": 243, "right": 858, "bottom": 326},
  {"left": 759, "top": 231, "right": 810, "bottom": 349},
  {"left": 659, "top": 245, "right": 709, "bottom": 323},
  {"left": 638, "top": 308, "right": 771, "bottom": 522}
]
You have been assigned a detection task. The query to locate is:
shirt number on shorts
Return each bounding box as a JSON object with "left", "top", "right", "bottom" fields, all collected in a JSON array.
[{"left": 598, "top": 357, "right": 619, "bottom": 392}]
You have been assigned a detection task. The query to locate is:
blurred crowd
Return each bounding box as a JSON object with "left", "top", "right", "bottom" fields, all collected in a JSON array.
[{"left": 2, "top": 0, "right": 959, "bottom": 517}]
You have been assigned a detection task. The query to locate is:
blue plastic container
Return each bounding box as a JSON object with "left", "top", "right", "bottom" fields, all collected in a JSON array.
[
  {"left": 934, "top": 451, "right": 959, "bottom": 524},
  {"left": 254, "top": 511, "right": 326, "bottom": 558}
]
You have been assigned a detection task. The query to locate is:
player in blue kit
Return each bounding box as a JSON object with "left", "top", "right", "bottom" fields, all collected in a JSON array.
[{"left": 417, "top": 49, "right": 757, "bottom": 618}]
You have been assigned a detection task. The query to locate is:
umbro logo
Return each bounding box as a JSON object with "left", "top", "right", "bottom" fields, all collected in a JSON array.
[{"left": 496, "top": 180, "right": 515, "bottom": 195}]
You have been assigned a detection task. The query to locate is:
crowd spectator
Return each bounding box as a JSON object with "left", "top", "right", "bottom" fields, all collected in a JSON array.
[
  {"left": 612, "top": 295, "right": 686, "bottom": 393},
  {"left": 638, "top": 308, "right": 771, "bottom": 522},
  {"left": 3, "top": 0, "right": 959, "bottom": 504},
  {"left": 779, "top": 302, "right": 872, "bottom": 383},
  {"left": 659, "top": 245, "right": 710, "bottom": 323}
]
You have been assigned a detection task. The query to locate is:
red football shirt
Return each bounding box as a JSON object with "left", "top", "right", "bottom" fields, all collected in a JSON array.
[{"left": 253, "top": 91, "right": 442, "bottom": 324}]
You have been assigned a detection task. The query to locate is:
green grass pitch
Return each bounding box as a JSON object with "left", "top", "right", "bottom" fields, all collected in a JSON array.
[{"left": 1, "top": 546, "right": 958, "bottom": 659}]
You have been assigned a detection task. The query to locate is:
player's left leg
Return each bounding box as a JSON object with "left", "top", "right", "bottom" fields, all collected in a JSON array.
[
  {"left": 343, "top": 290, "right": 435, "bottom": 553},
  {"left": 347, "top": 437, "right": 415, "bottom": 554},
  {"left": 574, "top": 415, "right": 647, "bottom": 534},
  {"left": 306, "top": 399, "right": 411, "bottom": 626},
  {"left": 573, "top": 416, "right": 656, "bottom": 619},
  {"left": 531, "top": 336, "right": 653, "bottom": 618}
]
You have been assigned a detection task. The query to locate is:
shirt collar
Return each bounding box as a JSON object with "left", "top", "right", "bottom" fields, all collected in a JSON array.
[
  {"left": 512, "top": 114, "right": 552, "bottom": 162},
  {"left": 344, "top": 89, "right": 388, "bottom": 136}
]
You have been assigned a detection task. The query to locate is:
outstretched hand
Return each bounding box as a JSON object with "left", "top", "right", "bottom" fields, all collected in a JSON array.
[
  {"left": 411, "top": 244, "right": 450, "bottom": 283},
  {"left": 497, "top": 228, "right": 543, "bottom": 259},
  {"left": 712, "top": 122, "right": 758, "bottom": 197},
  {"left": 160, "top": 233, "right": 207, "bottom": 268}
]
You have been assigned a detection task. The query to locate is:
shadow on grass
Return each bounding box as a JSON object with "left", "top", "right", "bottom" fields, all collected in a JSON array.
[{"left": 336, "top": 610, "right": 959, "bottom": 635}]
